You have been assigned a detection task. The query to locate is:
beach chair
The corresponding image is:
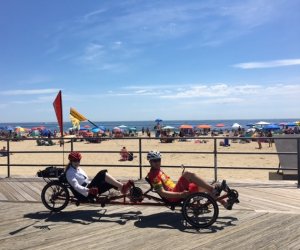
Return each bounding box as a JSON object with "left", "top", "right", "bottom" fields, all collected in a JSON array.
[
  {"left": 272, "top": 134, "right": 299, "bottom": 180},
  {"left": 36, "top": 139, "right": 44, "bottom": 146}
]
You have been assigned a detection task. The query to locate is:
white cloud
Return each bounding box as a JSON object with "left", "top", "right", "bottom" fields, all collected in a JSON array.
[
  {"left": 160, "top": 84, "right": 263, "bottom": 99},
  {"left": 1, "top": 89, "right": 60, "bottom": 96},
  {"left": 80, "top": 43, "right": 104, "bottom": 62},
  {"left": 82, "top": 9, "right": 107, "bottom": 22},
  {"left": 18, "top": 75, "right": 51, "bottom": 85},
  {"left": 233, "top": 59, "right": 300, "bottom": 69},
  {"left": 105, "top": 83, "right": 300, "bottom": 105},
  {"left": 112, "top": 41, "right": 123, "bottom": 50},
  {"left": 10, "top": 95, "right": 57, "bottom": 104},
  {"left": 47, "top": 0, "right": 285, "bottom": 66}
]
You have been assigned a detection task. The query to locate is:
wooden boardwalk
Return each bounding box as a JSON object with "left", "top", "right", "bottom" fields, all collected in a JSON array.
[{"left": 0, "top": 178, "right": 300, "bottom": 250}]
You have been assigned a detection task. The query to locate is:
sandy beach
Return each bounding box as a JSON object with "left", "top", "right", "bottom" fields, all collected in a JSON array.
[{"left": 0, "top": 135, "right": 280, "bottom": 181}]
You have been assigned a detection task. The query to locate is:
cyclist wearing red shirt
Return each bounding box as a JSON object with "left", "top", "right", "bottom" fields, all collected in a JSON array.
[{"left": 146, "top": 151, "right": 226, "bottom": 203}]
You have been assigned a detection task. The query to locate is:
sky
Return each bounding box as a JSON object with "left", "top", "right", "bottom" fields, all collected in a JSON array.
[{"left": 0, "top": 0, "right": 300, "bottom": 122}]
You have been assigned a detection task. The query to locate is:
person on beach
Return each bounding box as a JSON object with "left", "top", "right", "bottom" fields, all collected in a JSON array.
[
  {"left": 120, "top": 146, "right": 129, "bottom": 161},
  {"left": 257, "top": 132, "right": 263, "bottom": 149},
  {"left": 267, "top": 131, "right": 273, "bottom": 147},
  {"left": 146, "top": 151, "right": 229, "bottom": 208},
  {"left": 146, "top": 127, "right": 151, "bottom": 138},
  {"left": 66, "top": 151, "right": 133, "bottom": 199},
  {"left": 0, "top": 146, "right": 8, "bottom": 157}
]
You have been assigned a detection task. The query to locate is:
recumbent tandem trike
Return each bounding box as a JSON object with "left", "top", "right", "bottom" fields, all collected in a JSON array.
[{"left": 38, "top": 166, "right": 239, "bottom": 229}]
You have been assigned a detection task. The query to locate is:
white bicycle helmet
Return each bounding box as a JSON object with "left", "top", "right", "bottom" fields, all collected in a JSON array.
[{"left": 147, "top": 151, "right": 161, "bottom": 161}]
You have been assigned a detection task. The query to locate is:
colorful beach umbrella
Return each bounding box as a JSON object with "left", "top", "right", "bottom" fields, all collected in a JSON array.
[
  {"left": 197, "top": 124, "right": 211, "bottom": 129},
  {"left": 255, "top": 121, "right": 270, "bottom": 126},
  {"left": 232, "top": 123, "right": 242, "bottom": 129},
  {"left": 113, "top": 127, "right": 122, "bottom": 132},
  {"left": 91, "top": 127, "right": 104, "bottom": 133},
  {"left": 15, "top": 127, "right": 26, "bottom": 133},
  {"left": 31, "top": 126, "right": 45, "bottom": 130},
  {"left": 179, "top": 125, "right": 193, "bottom": 129},
  {"left": 5, "top": 126, "right": 14, "bottom": 131},
  {"left": 286, "top": 122, "right": 297, "bottom": 127},
  {"left": 162, "top": 126, "right": 175, "bottom": 130},
  {"left": 215, "top": 124, "right": 225, "bottom": 127},
  {"left": 155, "top": 118, "right": 163, "bottom": 123},
  {"left": 263, "top": 124, "right": 280, "bottom": 130}
]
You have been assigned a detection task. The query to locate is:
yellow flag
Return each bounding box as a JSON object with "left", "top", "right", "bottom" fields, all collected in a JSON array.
[
  {"left": 70, "top": 107, "right": 87, "bottom": 121},
  {"left": 69, "top": 114, "right": 80, "bottom": 129}
]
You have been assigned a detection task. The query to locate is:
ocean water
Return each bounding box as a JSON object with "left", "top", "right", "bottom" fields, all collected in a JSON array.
[{"left": 0, "top": 119, "right": 299, "bottom": 132}]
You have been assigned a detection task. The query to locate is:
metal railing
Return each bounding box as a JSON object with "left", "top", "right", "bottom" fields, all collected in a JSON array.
[{"left": 0, "top": 136, "right": 299, "bottom": 188}]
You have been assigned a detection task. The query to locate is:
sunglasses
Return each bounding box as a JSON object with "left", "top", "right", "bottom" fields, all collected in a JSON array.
[{"left": 151, "top": 159, "right": 161, "bottom": 163}]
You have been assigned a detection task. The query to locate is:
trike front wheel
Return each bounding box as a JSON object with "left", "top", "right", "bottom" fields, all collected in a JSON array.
[{"left": 182, "top": 192, "right": 219, "bottom": 228}]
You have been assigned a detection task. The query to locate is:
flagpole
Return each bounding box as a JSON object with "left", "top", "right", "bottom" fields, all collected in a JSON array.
[{"left": 88, "top": 120, "right": 98, "bottom": 128}]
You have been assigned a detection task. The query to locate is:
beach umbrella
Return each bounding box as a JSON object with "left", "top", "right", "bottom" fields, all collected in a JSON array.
[
  {"left": 263, "top": 124, "right": 280, "bottom": 130},
  {"left": 179, "top": 124, "right": 193, "bottom": 129},
  {"left": 279, "top": 122, "right": 287, "bottom": 126},
  {"left": 31, "top": 130, "right": 40, "bottom": 136},
  {"left": 232, "top": 123, "right": 242, "bottom": 129},
  {"left": 129, "top": 127, "right": 137, "bottom": 131},
  {"left": 215, "top": 123, "right": 225, "bottom": 127},
  {"left": 286, "top": 122, "right": 297, "bottom": 127},
  {"left": 40, "top": 129, "right": 52, "bottom": 137},
  {"left": 155, "top": 118, "right": 163, "bottom": 123},
  {"left": 255, "top": 121, "right": 270, "bottom": 126},
  {"left": 98, "top": 125, "right": 106, "bottom": 131},
  {"left": 15, "top": 127, "right": 26, "bottom": 133},
  {"left": 91, "top": 127, "right": 104, "bottom": 133},
  {"left": 32, "top": 126, "right": 45, "bottom": 130},
  {"left": 113, "top": 127, "right": 122, "bottom": 132},
  {"left": 197, "top": 124, "right": 211, "bottom": 129},
  {"left": 91, "top": 127, "right": 100, "bottom": 133},
  {"left": 162, "top": 126, "right": 175, "bottom": 130},
  {"left": 119, "top": 125, "right": 128, "bottom": 128}
]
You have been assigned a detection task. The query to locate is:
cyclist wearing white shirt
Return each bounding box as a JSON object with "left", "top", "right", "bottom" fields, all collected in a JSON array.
[{"left": 66, "top": 152, "right": 133, "bottom": 198}]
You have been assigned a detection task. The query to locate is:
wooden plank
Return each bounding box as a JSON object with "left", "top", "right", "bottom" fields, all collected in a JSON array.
[
  {"left": 12, "top": 181, "right": 38, "bottom": 201},
  {"left": 6, "top": 182, "right": 32, "bottom": 201}
]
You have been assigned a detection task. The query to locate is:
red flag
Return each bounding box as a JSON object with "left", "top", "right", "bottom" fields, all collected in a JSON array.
[{"left": 53, "top": 91, "right": 63, "bottom": 137}]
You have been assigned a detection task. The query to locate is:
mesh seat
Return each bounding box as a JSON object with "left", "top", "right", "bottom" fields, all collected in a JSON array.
[
  {"left": 59, "top": 173, "right": 90, "bottom": 202},
  {"left": 145, "top": 177, "right": 183, "bottom": 207}
]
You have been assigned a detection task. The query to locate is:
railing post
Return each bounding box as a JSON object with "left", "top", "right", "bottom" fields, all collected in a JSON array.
[
  {"left": 214, "top": 138, "right": 217, "bottom": 182},
  {"left": 7, "top": 139, "right": 10, "bottom": 178},
  {"left": 297, "top": 138, "right": 300, "bottom": 188},
  {"left": 139, "top": 138, "right": 142, "bottom": 180},
  {"left": 71, "top": 138, "right": 74, "bottom": 152}
]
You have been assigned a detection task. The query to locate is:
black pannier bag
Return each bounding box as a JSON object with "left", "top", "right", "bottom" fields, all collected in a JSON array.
[{"left": 37, "top": 166, "right": 65, "bottom": 178}]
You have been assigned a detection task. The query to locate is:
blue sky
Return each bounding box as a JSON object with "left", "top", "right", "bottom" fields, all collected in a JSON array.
[{"left": 0, "top": 0, "right": 300, "bottom": 122}]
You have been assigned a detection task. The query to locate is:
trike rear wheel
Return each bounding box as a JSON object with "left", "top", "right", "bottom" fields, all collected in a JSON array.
[
  {"left": 182, "top": 192, "right": 219, "bottom": 228},
  {"left": 41, "top": 180, "right": 69, "bottom": 212}
]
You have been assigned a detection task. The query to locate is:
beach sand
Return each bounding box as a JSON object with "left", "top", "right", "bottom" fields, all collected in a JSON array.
[{"left": 0, "top": 135, "right": 280, "bottom": 182}]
